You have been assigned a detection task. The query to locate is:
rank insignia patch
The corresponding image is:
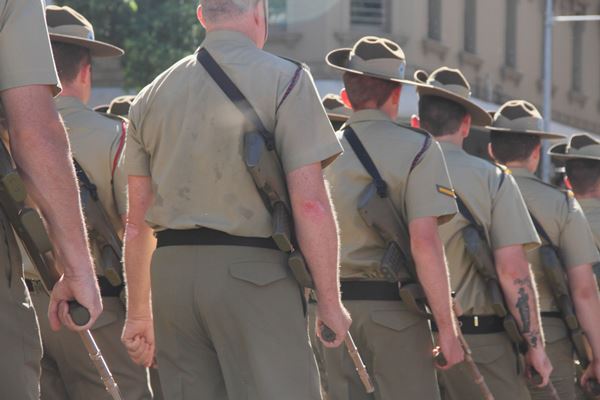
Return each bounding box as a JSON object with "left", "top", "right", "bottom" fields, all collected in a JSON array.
[{"left": 437, "top": 185, "right": 456, "bottom": 198}]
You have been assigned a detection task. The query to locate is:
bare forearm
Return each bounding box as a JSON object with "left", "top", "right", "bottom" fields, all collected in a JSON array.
[
  {"left": 412, "top": 233, "right": 455, "bottom": 335},
  {"left": 123, "top": 221, "right": 156, "bottom": 318},
  {"left": 9, "top": 104, "right": 92, "bottom": 277},
  {"left": 293, "top": 193, "right": 341, "bottom": 305},
  {"left": 572, "top": 274, "right": 600, "bottom": 360},
  {"left": 498, "top": 262, "right": 543, "bottom": 348}
]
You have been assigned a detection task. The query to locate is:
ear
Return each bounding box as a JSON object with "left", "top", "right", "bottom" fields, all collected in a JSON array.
[
  {"left": 487, "top": 143, "right": 497, "bottom": 161},
  {"left": 410, "top": 114, "right": 420, "bottom": 129},
  {"left": 197, "top": 5, "right": 206, "bottom": 27},
  {"left": 80, "top": 62, "right": 92, "bottom": 86},
  {"left": 340, "top": 89, "right": 353, "bottom": 110},
  {"left": 391, "top": 86, "right": 401, "bottom": 106},
  {"left": 461, "top": 114, "right": 472, "bottom": 138}
]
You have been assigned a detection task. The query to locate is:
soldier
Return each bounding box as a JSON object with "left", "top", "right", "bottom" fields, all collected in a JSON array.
[
  {"left": 120, "top": 1, "right": 351, "bottom": 399},
  {"left": 320, "top": 36, "right": 464, "bottom": 400},
  {"left": 22, "top": 6, "right": 152, "bottom": 399},
  {"left": 414, "top": 67, "right": 552, "bottom": 399},
  {"left": 489, "top": 101, "right": 600, "bottom": 400},
  {"left": 0, "top": 0, "right": 102, "bottom": 398}
]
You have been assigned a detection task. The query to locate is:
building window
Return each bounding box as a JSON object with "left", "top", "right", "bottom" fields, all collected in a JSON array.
[
  {"left": 269, "top": 0, "right": 287, "bottom": 31},
  {"left": 464, "top": 0, "right": 476, "bottom": 53},
  {"left": 351, "top": 0, "right": 389, "bottom": 31},
  {"left": 428, "top": 0, "right": 442, "bottom": 41},
  {"left": 571, "top": 21, "right": 584, "bottom": 93},
  {"left": 504, "top": 0, "right": 518, "bottom": 68}
]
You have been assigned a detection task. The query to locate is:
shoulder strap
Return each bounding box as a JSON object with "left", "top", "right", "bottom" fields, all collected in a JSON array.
[
  {"left": 196, "top": 48, "right": 275, "bottom": 150},
  {"left": 343, "top": 127, "right": 388, "bottom": 198},
  {"left": 455, "top": 193, "right": 480, "bottom": 230},
  {"left": 528, "top": 210, "right": 554, "bottom": 247},
  {"left": 73, "top": 159, "right": 98, "bottom": 201}
]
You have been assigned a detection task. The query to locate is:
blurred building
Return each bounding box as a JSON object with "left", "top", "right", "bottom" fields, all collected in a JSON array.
[{"left": 265, "top": 0, "right": 600, "bottom": 136}]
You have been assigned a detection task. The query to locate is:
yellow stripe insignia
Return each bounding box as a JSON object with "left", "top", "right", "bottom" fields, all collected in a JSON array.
[{"left": 437, "top": 185, "right": 456, "bottom": 198}]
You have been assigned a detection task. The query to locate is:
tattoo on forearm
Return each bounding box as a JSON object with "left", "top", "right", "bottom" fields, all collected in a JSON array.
[
  {"left": 515, "top": 287, "right": 531, "bottom": 333},
  {"left": 526, "top": 329, "right": 540, "bottom": 348},
  {"left": 513, "top": 277, "right": 533, "bottom": 290}
]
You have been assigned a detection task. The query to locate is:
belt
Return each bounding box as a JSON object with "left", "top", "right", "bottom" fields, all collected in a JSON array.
[
  {"left": 26, "top": 276, "right": 122, "bottom": 298},
  {"left": 340, "top": 281, "right": 402, "bottom": 301},
  {"left": 541, "top": 311, "right": 562, "bottom": 319},
  {"left": 431, "top": 315, "right": 504, "bottom": 335},
  {"left": 156, "top": 228, "right": 279, "bottom": 250}
]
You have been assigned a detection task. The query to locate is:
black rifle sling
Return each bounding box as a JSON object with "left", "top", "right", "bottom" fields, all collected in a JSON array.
[
  {"left": 196, "top": 48, "right": 274, "bottom": 150},
  {"left": 528, "top": 211, "right": 554, "bottom": 248},
  {"left": 343, "top": 127, "right": 388, "bottom": 198},
  {"left": 73, "top": 159, "right": 99, "bottom": 201}
]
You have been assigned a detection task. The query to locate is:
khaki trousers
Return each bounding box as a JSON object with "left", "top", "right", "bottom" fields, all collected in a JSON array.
[
  {"left": 439, "top": 331, "right": 531, "bottom": 400},
  {"left": 529, "top": 317, "right": 576, "bottom": 400},
  {"left": 30, "top": 286, "right": 152, "bottom": 400},
  {"left": 0, "top": 213, "right": 42, "bottom": 400},
  {"left": 318, "top": 299, "right": 441, "bottom": 400},
  {"left": 151, "top": 245, "right": 321, "bottom": 400}
]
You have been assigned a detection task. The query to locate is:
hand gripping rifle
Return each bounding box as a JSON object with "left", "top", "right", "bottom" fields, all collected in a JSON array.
[
  {"left": 196, "top": 48, "right": 375, "bottom": 394},
  {"left": 530, "top": 213, "right": 600, "bottom": 398},
  {"left": 342, "top": 127, "right": 493, "bottom": 399},
  {"left": 0, "top": 140, "right": 123, "bottom": 400}
]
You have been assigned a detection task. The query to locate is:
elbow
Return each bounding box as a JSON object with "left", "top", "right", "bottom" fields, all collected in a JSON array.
[
  {"left": 572, "top": 283, "right": 598, "bottom": 303},
  {"left": 496, "top": 260, "right": 531, "bottom": 282}
]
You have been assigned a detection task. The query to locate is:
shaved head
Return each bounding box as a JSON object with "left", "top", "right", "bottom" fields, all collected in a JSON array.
[{"left": 201, "top": 0, "right": 262, "bottom": 22}]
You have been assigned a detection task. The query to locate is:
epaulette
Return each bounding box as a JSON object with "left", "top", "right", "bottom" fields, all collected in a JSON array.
[
  {"left": 277, "top": 56, "right": 309, "bottom": 71},
  {"left": 492, "top": 162, "right": 511, "bottom": 189},
  {"left": 562, "top": 189, "right": 577, "bottom": 211},
  {"left": 276, "top": 57, "right": 307, "bottom": 111}
]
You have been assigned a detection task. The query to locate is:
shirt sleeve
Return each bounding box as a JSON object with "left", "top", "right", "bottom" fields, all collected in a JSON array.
[
  {"left": 0, "top": 0, "right": 61, "bottom": 95},
  {"left": 122, "top": 103, "right": 151, "bottom": 177},
  {"left": 274, "top": 68, "right": 343, "bottom": 174},
  {"left": 559, "top": 199, "right": 600, "bottom": 269},
  {"left": 405, "top": 140, "right": 457, "bottom": 224},
  {"left": 490, "top": 174, "right": 540, "bottom": 251}
]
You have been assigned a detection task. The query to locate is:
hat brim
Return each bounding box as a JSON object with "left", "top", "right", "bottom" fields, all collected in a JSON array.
[
  {"left": 326, "top": 49, "right": 425, "bottom": 86},
  {"left": 93, "top": 105, "right": 109, "bottom": 113},
  {"left": 49, "top": 34, "right": 124, "bottom": 57},
  {"left": 549, "top": 145, "right": 600, "bottom": 161},
  {"left": 416, "top": 85, "right": 492, "bottom": 126},
  {"left": 327, "top": 112, "right": 350, "bottom": 122},
  {"left": 486, "top": 126, "right": 567, "bottom": 140}
]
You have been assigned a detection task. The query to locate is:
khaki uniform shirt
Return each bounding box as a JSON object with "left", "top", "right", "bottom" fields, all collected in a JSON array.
[
  {"left": 124, "top": 30, "right": 341, "bottom": 234},
  {"left": 437, "top": 142, "right": 540, "bottom": 315},
  {"left": 325, "top": 110, "right": 457, "bottom": 280},
  {"left": 512, "top": 168, "right": 600, "bottom": 311},
  {"left": 25, "top": 96, "right": 127, "bottom": 279},
  {"left": 579, "top": 198, "right": 600, "bottom": 249},
  {"left": 0, "top": 0, "right": 60, "bottom": 94}
]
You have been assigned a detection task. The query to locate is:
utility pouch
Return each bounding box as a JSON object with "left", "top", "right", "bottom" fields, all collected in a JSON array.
[
  {"left": 288, "top": 251, "right": 315, "bottom": 289},
  {"left": 1, "top": 170, "right": 26, "bottom": 204},
  {"left": 100, "top": 246, "right": 122, "bottom": 287},
  {"left": 399, "top": 282, "right": 428, "bottom": 315}
]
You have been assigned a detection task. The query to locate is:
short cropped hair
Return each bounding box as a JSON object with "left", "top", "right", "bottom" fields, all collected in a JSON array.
[
  {"left": 342, "top": 72, "right": 400, "bottom": 110},
  {"left": 490, "top": 132, "right": 540, "bottom": 164},
  {"left": 201, "top": 0, "right": 261, "bottom": 22},
  {"left": 51, "top": 42, "right": 91, "bottom": 84},
  {"left": 418, "top": 95, "right": 467, "bottom": 137},
  {"left": 566, "top": 159, "right": 600, "bottom": 195}
]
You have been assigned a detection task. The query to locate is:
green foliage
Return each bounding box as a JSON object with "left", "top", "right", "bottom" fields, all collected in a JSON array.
[{"left": 56, "top": 0, "right": 205, "bottom": 90}]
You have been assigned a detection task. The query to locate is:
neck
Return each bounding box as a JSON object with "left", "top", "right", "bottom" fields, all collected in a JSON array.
[
  {"left": 59, "top": 85, "right": 87, "bottom": 104},
  {"left": 436, "top": 132, "right": 463, "bottom": 147},
  {"left": 206, "top": 24, "right": 258, "bottom": 46},
  {"left": 505, "top": 160, "right": 536, "bottom": 173},
  {"left": 575, "top": 186, "right": 600, "bottom": 200}
]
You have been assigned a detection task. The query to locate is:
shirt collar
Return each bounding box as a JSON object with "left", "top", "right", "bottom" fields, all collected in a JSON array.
[
  {"left": 510, "top": 167, "right": 539, "bottom": 180},
  {"left": 438, "top": 141, "right": 464, "bottom": 153},
  {"left": 347, "top": 109, "right": 393, "bottom": 126},
  {"left": 202, "top": 29, "right": 257, "bottom": 49},
  {"left": 55, "top": 96, "right": 88, "bottom": 113}
]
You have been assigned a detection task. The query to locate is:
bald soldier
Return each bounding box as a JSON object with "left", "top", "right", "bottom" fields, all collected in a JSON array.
[
  {"left": 318, "top": 37, "right": 464, "bottom": 400},
  {"left": 120, "top": 1, "right": 351, "bottom": 399},
  {"left": 23, "top": 6, "right": 152, "bottom": 399},
  {"left": 414, "top": 67, "right": 552, "bottom": 399},
  {"left": 0, "top": 0, "right": 102, "bottom": 398},
  {"left": 489, "top": 101, "right": 600, "bottom": 400}
]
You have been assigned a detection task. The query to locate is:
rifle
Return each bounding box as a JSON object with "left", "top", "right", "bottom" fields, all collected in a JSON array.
[
  {"left": 342, "top": 127, "right": 492, "bottom": 398},
  {"left": 0, "top": 140, "right": 123, "bottom": 400},
  {"left": 530, "top": 213, "right": 600, "bottom": 395},
  {"left": 196, "top": 48, "right": 374, "bottom": 394},
  {"left": 74, "top": 160, "right": 123, "bottom": 289}
]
